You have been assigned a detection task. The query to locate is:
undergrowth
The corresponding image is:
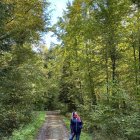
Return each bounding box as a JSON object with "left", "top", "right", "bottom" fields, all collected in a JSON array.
[{"left": 4, "top": 111, "right": 46, "bottom": 140}]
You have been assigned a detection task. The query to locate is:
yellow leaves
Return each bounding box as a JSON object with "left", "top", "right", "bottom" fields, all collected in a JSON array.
[
  {"left": 5, "top": 0, "right": 43, "bottom": 30},
  {"left": 2, "top": 0, "right": 46, "bottom": 43},
  {"left": 70, "top": 0, "right": 83, "bottom": 17},
  {"left": 74, "top": 2, "right": 81, "bottom": 11},
  {"left": 118, "top": 42, "right": 129, "bottom": 51}
]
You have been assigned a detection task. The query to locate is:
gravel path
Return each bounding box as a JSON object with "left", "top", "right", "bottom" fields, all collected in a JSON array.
[{"left": 36, "top": 111, "right": 69, "bottom": 140}]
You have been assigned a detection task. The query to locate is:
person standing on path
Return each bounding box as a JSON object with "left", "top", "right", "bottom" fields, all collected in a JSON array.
[{"left": 69, "top": 112, "right": 83, "bottom": 140}]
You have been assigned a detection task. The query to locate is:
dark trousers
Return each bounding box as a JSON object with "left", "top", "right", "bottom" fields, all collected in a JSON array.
[{"left": 69, "top": 132, "right": 81, "bottom": 140}]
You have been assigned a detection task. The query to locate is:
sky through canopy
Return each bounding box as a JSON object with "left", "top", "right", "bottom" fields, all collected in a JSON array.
[{"left": 44, "top": 0, "right": 73, "bottom": 48}]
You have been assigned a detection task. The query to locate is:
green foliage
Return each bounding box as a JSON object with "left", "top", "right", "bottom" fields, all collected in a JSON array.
[
  {"left": 0, "top": 0, "right": 49, "bottom": 46},
  {"left": 78, "top": 86, "right": 140, "bottom": 140},
  {"left": 0, "top": 0, "right": 50, "bottom": 138},
  {"left": 0, "top": 44, "right": 48, "bottom": 138},
  {"left": 51, "top": 0, "right": 140, "bottom": 139},
  {"left": 42, "top": 46, "right": 66, "bottom": 111},
  {"left": 0, "top": 0, "right": 140, "bottom": 139},
  {"left": 5, "top": 111, "right": 46, "bottom": 140}
]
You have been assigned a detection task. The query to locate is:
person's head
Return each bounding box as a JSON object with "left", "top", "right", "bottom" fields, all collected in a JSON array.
[{"left": 73, "top": 112, "right": 78, "bottom": 118}]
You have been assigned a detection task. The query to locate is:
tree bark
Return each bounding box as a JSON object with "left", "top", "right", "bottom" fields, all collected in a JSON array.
[
  {"left": 132, "top": 42, "right": 138, "bottom": 94},
  {"left": 85, "top": 42, "right": 97, "bottom": 105}
]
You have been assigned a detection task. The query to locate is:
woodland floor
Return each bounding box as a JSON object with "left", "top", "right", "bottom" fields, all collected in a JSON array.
[{"left": 36, "top": 111, "right": 69, "bottom": 140}]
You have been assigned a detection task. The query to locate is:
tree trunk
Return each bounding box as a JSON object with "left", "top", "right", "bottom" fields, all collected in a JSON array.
[
  {"left": 85, "top": 42, "right": 97, "bottom": 105},
  {"left": 105, "top": 46, "right": 109, "bottom": 100},
  {"left": 132, "top": 42, "right": 138, "bottom": 94},
  {"left": 137, "top": 4, "right": 140, "bottom": 92},
  {"left": 112, "top": 58, "right": 116, "bottom": 82}
]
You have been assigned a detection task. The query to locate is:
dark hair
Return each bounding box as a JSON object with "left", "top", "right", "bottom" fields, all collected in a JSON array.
[
  {"left": 72, "top": 112, "right": 75, "bottom": 116},
  {"left": 72, "top": 112, "right": 77, "bottom": 116}
]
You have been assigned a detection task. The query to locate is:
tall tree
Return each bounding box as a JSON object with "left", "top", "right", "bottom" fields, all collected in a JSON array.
[{"left": 0, "top": 0, "right": 50, "bottom": 137}]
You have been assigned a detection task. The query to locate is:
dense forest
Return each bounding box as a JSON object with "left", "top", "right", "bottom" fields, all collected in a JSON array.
[
  {"left": 0, "top": 0, "right": 140, "bottom": 140},
  {"left": 0, "top": 0, "right": 50, "bottom": 138}
]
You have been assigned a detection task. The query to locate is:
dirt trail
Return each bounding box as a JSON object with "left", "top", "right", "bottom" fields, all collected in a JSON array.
[{"left": 36, "top": 111, "right": 69, "bottom": 140}]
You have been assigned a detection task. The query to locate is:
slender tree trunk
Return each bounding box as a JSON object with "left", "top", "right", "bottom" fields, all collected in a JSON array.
[
  {"left": 137, "top": 5, "right": 140, "bottom": 92},
  {"left": 112, "top": 58, "right": 116, "bottom": 82},
  {"left": 133, "top": 2, "right": 140, "bottom": 94},
  {"left": 105, "top": 46, "right": 109, "bottom": 98},
  {"left": 108, "top": 34, "right": 117, "bottom": 96},
  {"left": 138, "top": 21, "right": 140, "bottom": 88},
  {"left": 85, "top": 42, "right": 97, "bottom": 105},
  {"left": 130, "top": 3, "right": 140, "bottom": 94},
  {"left": 74, "top": 37, "right": 84, "bottom": 103},
  {"left": 138, "top": 39, "right": 140, "bottom": 92},
  {"left": 74, "top": 38, "right": 78, "bottom": 58},
  {"left": 105, "top": 57, "right": 109, "bottom": 93},
  {"left": 109, "top": 39, "right": 116, "bottom": 83},
  {"left": 132, "top": 43, "right": 138, "bottom": 94}
]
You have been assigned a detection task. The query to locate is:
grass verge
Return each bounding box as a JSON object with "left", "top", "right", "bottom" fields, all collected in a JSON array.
[
  {"left": 62, "top": 116, "right": 92, "bottom": 140},
  {"left": 7, "top": 111, "right": 46, "bottom": 140}
]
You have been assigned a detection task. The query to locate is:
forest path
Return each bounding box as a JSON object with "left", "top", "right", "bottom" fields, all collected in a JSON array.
[{"left": 36, "top": 111, "right": 69, "bottom": 140}]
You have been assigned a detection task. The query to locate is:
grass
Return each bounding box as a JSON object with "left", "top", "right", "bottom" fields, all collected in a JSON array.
[
  {"left": 63, "top": 116, "right": 92, "bottom": 140},
  {"left": 7, "top": 111, "right": 46, "bottom": 140}
]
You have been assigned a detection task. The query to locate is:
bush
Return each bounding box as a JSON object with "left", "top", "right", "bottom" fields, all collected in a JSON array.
[
  {"left": 5, "top": 111, "right": 46, "bottom": 140},
  {"left": 78, "top": 88, "right": 140, "bottom": 140}
]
